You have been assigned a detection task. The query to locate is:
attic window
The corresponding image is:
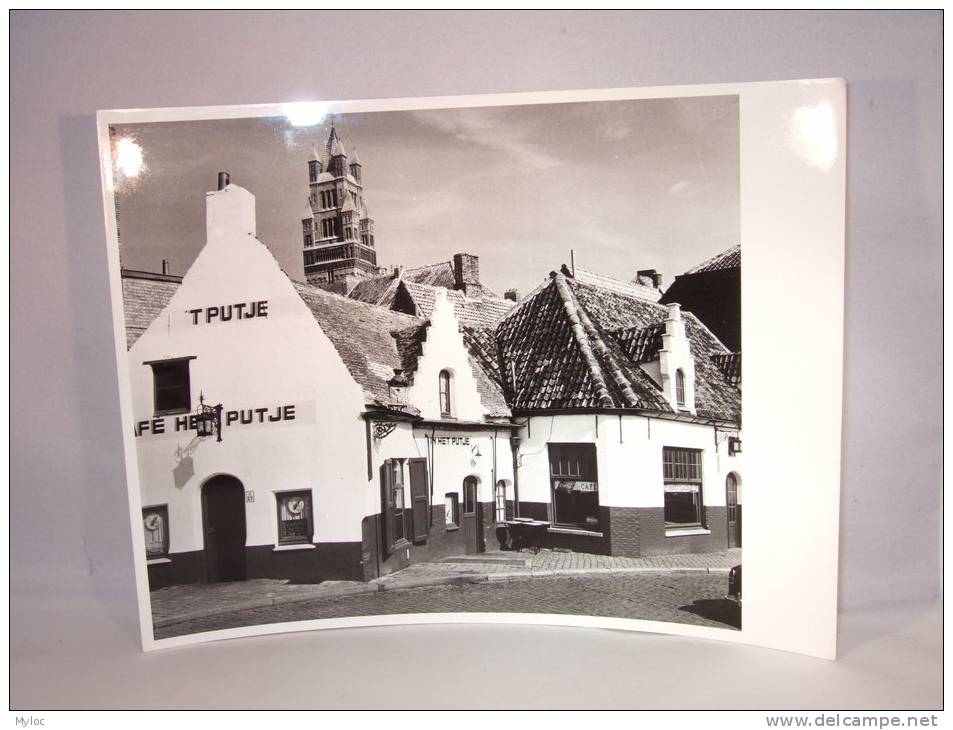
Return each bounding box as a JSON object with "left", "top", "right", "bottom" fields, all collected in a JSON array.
[
  {"left": 146, "top": 356, "right": 195, "bottom": 415},
  {"left": 675, "top": 369, "right": 686, "bottom": 408},
  {"left": 439, "top": 370, "right": 452, "bottom": 417}
]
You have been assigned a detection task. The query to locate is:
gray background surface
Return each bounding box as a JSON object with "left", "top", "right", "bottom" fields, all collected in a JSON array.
[{"left": 11, "top": 11, "right": 942, "bottom": 709}]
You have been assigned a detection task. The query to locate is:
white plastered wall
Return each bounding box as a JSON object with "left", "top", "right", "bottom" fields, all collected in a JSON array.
[
  {"left": 129, "top": 185, "right": 370, "bottom": 554},
  {"left": 515, "top": 414, "right": 741, "bottom": 514}
]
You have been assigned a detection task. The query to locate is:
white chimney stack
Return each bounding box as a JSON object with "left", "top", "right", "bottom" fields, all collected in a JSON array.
[{"left": 206, "top": 174, "right": 256, "bottom": 245}]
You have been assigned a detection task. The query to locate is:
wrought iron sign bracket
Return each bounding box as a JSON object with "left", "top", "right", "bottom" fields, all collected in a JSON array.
[{"left": 373, "top": 422, "right": 398, "bottom": 440}]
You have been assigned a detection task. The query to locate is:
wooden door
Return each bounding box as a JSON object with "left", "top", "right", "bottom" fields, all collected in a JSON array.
[
  {"left": 202, "top": 475, "right": 247, "bottom": 582},
  {"left": 726, "top": 473, "right": 741, "bottom": 548},
  {"left": 462, "top": 476, "right": 482, "bottom": 554}
]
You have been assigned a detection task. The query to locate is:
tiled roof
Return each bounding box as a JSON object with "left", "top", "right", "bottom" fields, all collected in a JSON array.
[
  {"left": 572, "top": 267, "right": 662, "bottom": 302},
  {"left": 348, "top": 261, "right": 457, "bottom": 308},
  {"left": 120, "top": 270, "right": 181, "bottom": 348},
  {"left": 711, "top": 352, "right": 741, "bottom": 387},
  {"left": 288, "top": 283, "right": 425, "bottom": 407},
  {"left": 685, "top": 244, "right": 741, "bottom": 274},
  {"left": 495, "top": 270, "right": 740, "bottom": 422},
  {"left": 348, "top": 274, "right": 400, "bottom": 306},
  {"left": 294, "top": 282, "right": 510, "bottom": 416},
  {"left": 120, "top": 269, "right": 509, "bottom": 418},
  {"left": 613, "top": 323, "right": 665, "bottom": 364},
  {"left": 461, "top": 327, "right": 510, "bottom": 418},
  {"left": 400, "top": 281, "right": 514, "bottom": 328}
]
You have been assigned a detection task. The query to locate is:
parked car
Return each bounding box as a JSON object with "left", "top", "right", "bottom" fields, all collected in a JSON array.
[{"left": 726, "top": 564, "right": 742, "bottom": 604}]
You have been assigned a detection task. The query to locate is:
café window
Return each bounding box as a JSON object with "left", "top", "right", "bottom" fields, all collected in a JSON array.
[
  {"left": 445, "top": 492, "right": 459, "bottom": 528},
  {"left": 142, "top": 505, "right": 169, "bottom": 559},
  {"left": 438, "top": 370, "right": 452, "bottom": 417},
  {"left": 381, "top": 459, "right": 408, "bottom": 552},
  {"left": 276, "top": 490, "right": 314, "bottom": 545},
  {"left": 663, "top": 447, "right": 705, "bottom": 528},
  {"left": 147, "top": 357, "right": 194, "bottom": 415},
  {"left": 548, "top": 443, "right": 600, "bottom": 530}
]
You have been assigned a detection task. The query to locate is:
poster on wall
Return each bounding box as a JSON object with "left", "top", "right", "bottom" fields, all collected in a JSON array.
[{"left": 97, "top": 79, "right": 845, "bottom": 658}]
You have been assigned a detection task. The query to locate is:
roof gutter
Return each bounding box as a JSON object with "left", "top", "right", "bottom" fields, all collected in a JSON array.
[{"left": 511, "top": 407, "right": 739, "bottom": 430}]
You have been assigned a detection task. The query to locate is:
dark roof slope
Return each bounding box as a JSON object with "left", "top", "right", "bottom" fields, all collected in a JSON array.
[
  {"left": 349, "top": 261, "right": 458, "bottom": 308},
  {"left": 685, "top": 244, "right": 741, "bottom": 274},
  {"left": 495, "top": 271, "right": 740, "bottom": 422},
  {"left": 461, "top": 327, "right": 510, "bottom": 418}
]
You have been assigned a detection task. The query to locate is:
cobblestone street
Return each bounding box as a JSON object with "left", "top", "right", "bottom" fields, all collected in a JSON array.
[{"left": 155, "top": 571, "right": 740, "bottom": 639}]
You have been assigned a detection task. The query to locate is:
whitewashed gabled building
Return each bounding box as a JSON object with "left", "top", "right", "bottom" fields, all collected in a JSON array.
[{"left": 125, "top": 179, "right": 516, "bottom": 589}]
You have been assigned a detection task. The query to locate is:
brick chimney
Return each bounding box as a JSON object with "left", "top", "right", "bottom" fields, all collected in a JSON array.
[
  {"left": 452, "top": 253, "right": 480, "bottom": 294},
  {"left": 635, "top": 269, "right": 663, "bottom": 289},
  {"left": 504, "top": 288, "right": 519, "bottom": 302}
]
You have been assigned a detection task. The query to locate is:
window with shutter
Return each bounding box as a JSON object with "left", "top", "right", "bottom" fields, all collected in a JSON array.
[
  {"left": 409, "top": 458, "right": 430, "bottom": 543},
  {"left": 381, "top": 459, "right": 408, "bottom": 554}
]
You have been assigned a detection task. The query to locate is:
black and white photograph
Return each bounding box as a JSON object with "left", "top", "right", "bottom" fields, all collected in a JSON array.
[{"left": 105, "top": 92, "right": 747, "bottom": 644}]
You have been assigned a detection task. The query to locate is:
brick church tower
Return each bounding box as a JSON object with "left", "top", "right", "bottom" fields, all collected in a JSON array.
[{"left": 301, "top": 126, "right": 378, "bottom": 290}]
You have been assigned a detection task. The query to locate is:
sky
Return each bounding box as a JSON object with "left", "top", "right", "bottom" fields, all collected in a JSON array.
[{"left": 111, "top": 94, "right": 738, "bottom": 298}]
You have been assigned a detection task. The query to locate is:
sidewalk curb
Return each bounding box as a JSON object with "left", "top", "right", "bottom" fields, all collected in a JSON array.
[{"left": 152, "top": 564, "right": 732, "bottom": 629}]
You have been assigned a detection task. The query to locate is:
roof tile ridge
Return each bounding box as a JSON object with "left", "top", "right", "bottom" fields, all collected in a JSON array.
[
  {"left": 551, "top": 272, "right": 615, "bottom": 409},
  {"left": 567, "top": 283, "right": 643, "bottom": 408}
]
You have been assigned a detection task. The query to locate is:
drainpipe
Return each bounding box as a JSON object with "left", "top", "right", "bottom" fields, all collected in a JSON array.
[
  {"left": 491, "top": 430, "right": 498, "bottom": 511},
  {"left": 510, "top": 435, "right": 522, "bottom": 518}
]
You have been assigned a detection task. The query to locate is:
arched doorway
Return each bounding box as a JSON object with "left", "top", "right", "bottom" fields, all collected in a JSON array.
[
  {"left": 201, "top": 474, "right": 247, "bottom": 582},
  {"left": 726, "top": 472, "right": 741, "bottom": 548},
  {"left": 462, "top": 475, "right": 483, "bottom": 554}
]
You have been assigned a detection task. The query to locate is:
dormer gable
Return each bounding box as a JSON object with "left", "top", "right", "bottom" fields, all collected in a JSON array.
[
  {"left": 403, "top": 289, "right": 487, "bottom": 422},
  {"left": 657, "top": 303, "right": 696, "bottom": 414}
]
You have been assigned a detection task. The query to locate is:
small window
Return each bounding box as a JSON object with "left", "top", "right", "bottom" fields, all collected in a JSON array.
[
  {"left": 149, "top": 358, "right": 193, "bottom": 415},
  {"left": 675, "top": 369, "right": 686, "bottom": 408},
  {"left": 308, "top": 160, "right": 318, "bottom": 184},
  {"left": 463, "top": 476, "right": 478, "bottom": 514},
  {"left": 142, "top": 505, "right": 169, "bottom": 559},
  {"left": 276, "top": 491, "right": 313, "bottom": 545},
  {"left": 393, "top": 483, "right": 405, "bottom": 543},
  {"left": 445, "top": 493, "right": 459, "bottom": 528},
  {"left": 663, "top": 447, "right": 704, "bottom": 527},
  {"left": 439, "top": 370, "right": 452, "bottom": 417}
]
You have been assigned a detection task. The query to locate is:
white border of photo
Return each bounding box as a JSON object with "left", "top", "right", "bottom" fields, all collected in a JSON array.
[{"left": 97, "top": 78, "right": 845, "bottom": 660}]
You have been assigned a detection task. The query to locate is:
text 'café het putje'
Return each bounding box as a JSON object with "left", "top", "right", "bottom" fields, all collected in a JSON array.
[{"left": 122, "top": 162, "right": 742, "bottom": 590}]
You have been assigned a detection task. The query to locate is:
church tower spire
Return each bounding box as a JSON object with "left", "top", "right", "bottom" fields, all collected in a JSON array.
[{"left": 301, "top": 124, "right": 379, "bottom": 291}]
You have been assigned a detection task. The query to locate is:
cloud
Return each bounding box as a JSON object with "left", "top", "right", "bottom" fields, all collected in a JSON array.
[
  {"left": 411, "top": 108, "right": 562, "bottom": 170},
  {"left": 668, "top": 180, "right": 693, "bottom": 196}
]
